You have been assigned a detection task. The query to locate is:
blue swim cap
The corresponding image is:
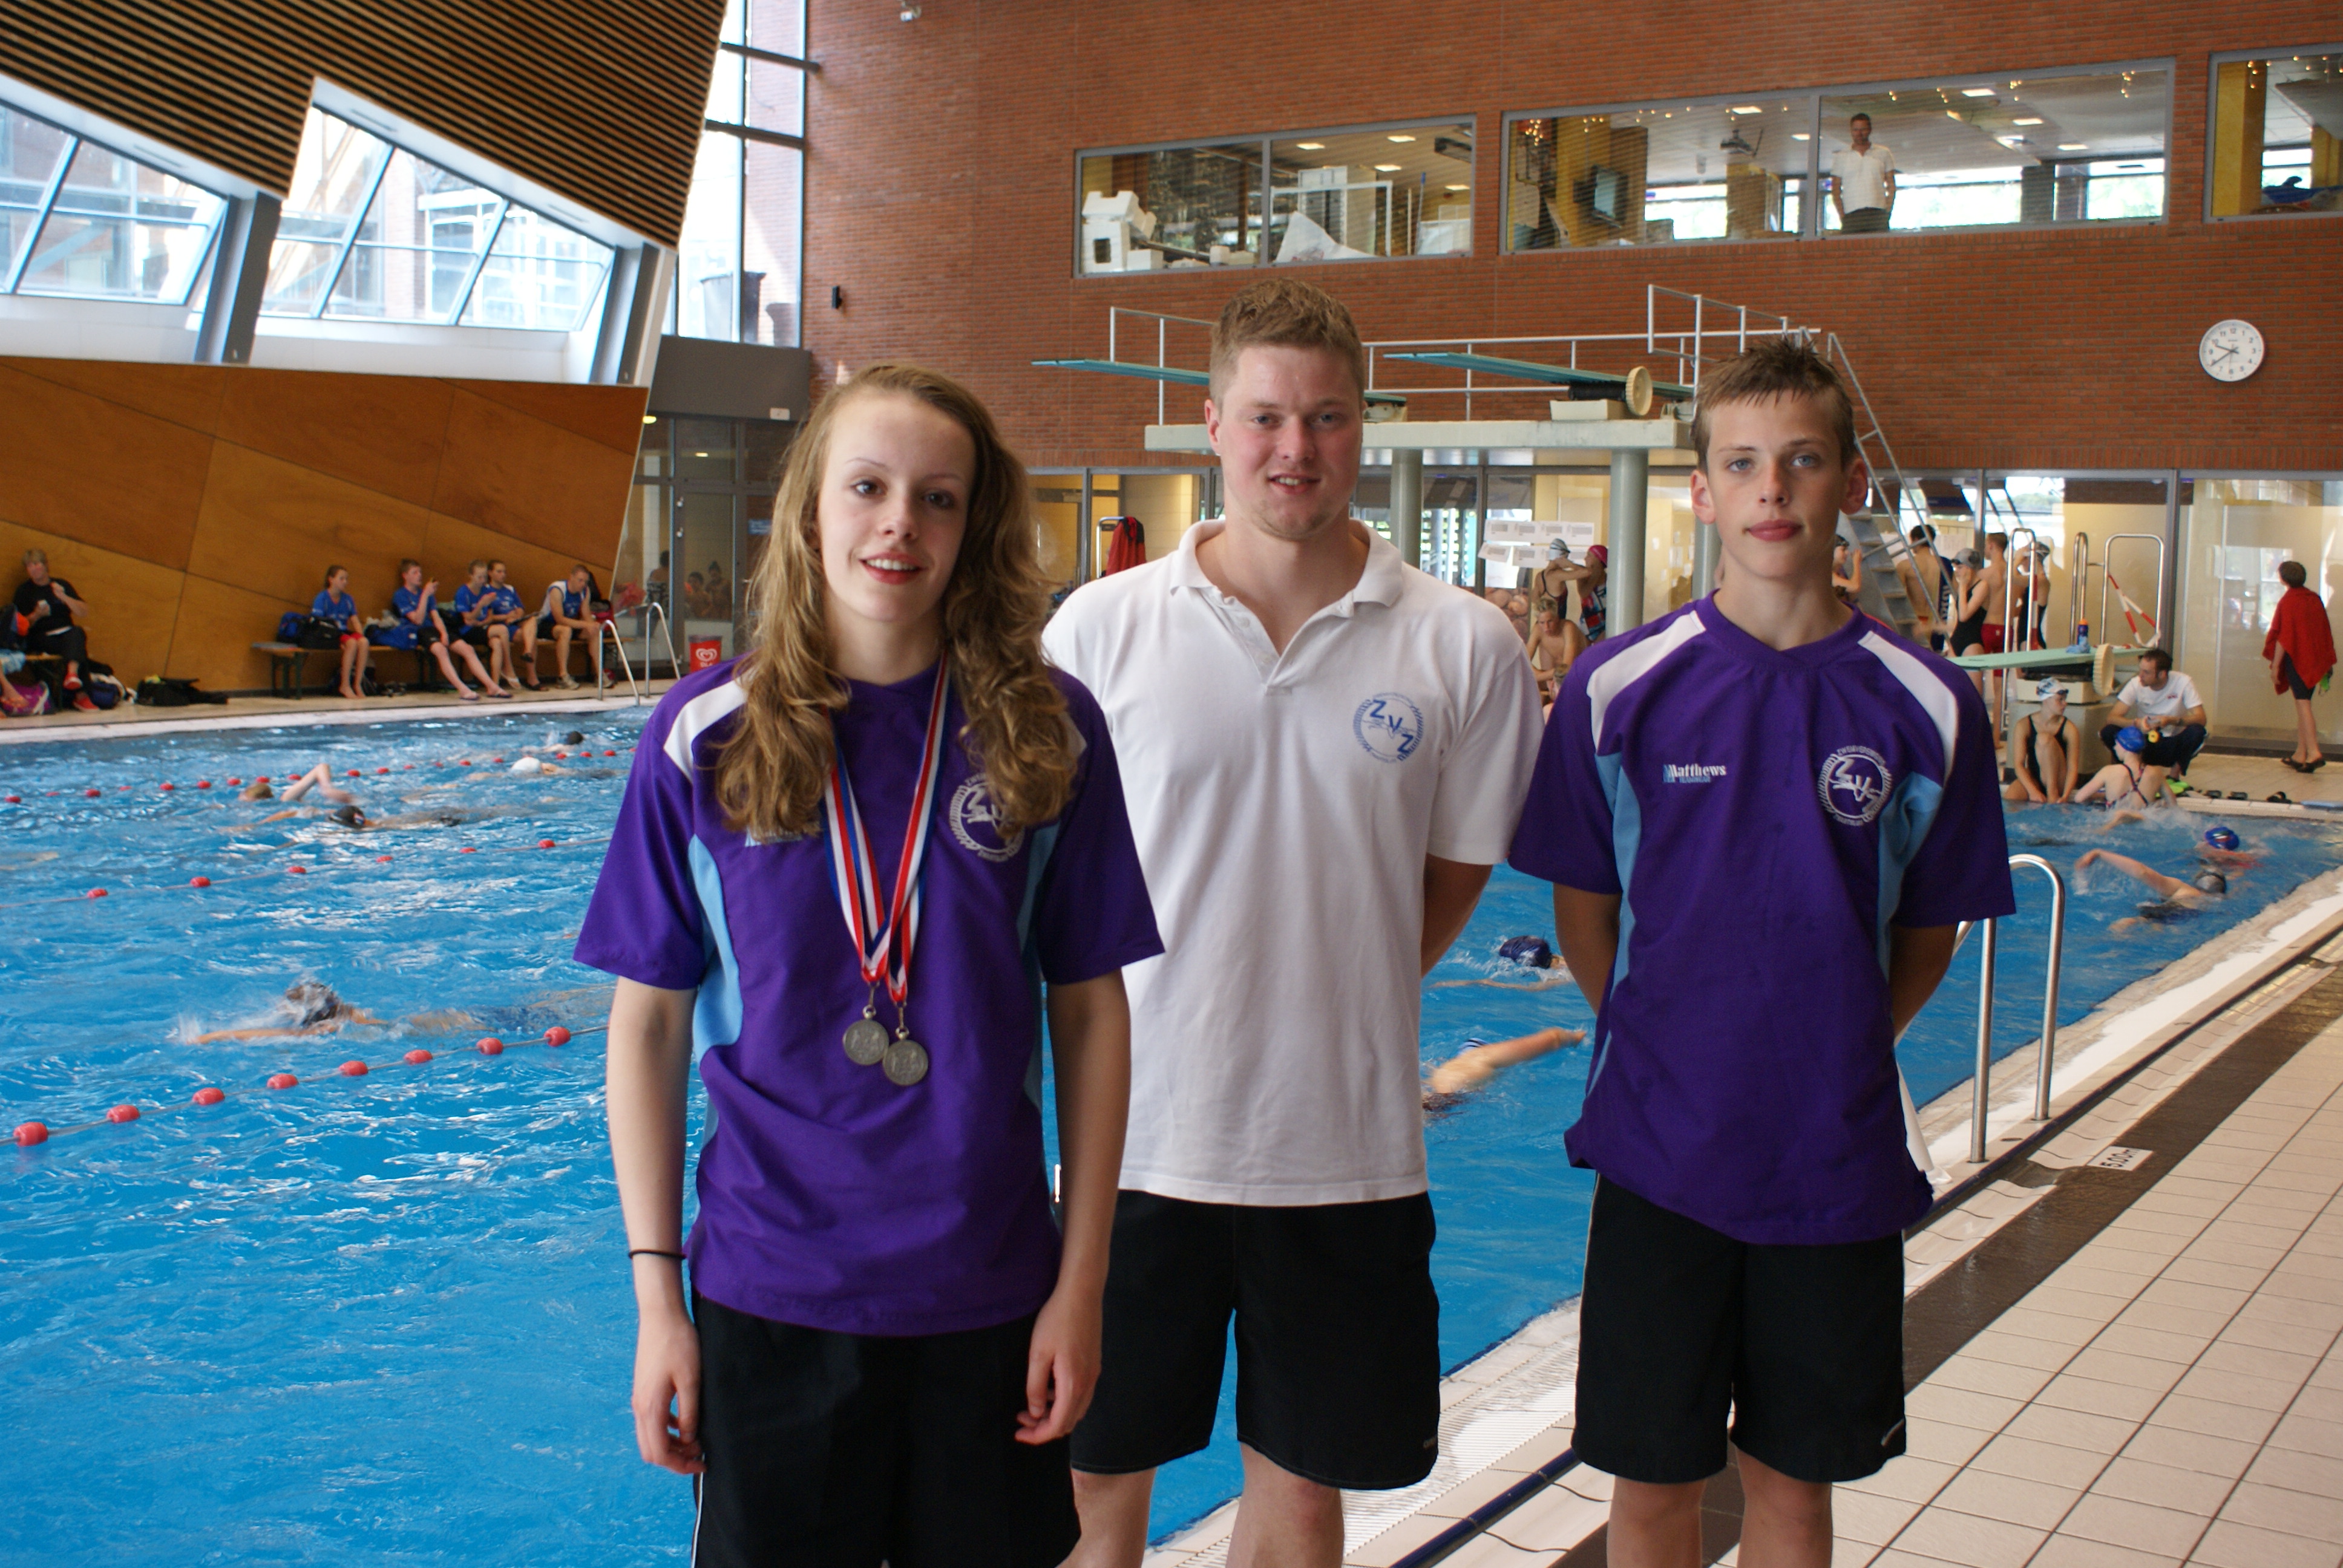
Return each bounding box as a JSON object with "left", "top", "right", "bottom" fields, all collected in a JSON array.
[
  {"left": 1497, "top": 935, "right": 1554, "bottom": 969},
  {"left": 2115, "top": 725, "right": 2148, "bottom": 754},
  {"left": 2204, "top": 826, "right": 2241, "bottom": 852}
]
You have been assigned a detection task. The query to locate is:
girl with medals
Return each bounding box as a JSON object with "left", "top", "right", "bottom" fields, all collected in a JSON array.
[{"left": 582, "top": 363, "right": 1161, "bottom": 1567}]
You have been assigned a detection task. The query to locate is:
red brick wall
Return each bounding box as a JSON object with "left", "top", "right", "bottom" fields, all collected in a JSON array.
[{"left": 802, "top": 1, "right": 2341, "bottom": 474}]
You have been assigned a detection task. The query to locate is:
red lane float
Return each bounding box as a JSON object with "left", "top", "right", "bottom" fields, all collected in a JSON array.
[
  {"left": 538, "top": 839, "right": 555, "bottom": 849},
  {"left": 477, "top": 1036, "right": 504, "bottom": 1056},
  {"left": 459, "top": 847, "right": 477, "bottom": 855},
  {"left": 106, "top": 1104, "right": 140, "bottom": 1123},
  {"left": 189, "top": 877, "right": 211, "bottom": 888},
  {"left": 404, "top": 1048, "right": 434, "bottom": 1065},
  {"left": 160, "top": 782, "right": 175, "bottom": 791},
  {"left": 339, "top": 1060, "right": 369, "bottom": 1077},
  {"left": 287, "top": 864, "right": 307, "bottom": 875},
  {"left": 86, "top": 888, "right": 107, "bottom": 899},
  {"left": 375, "top": 855, "right": 392, "bottom": 863},
  {"left": 4, "top": 796, "right": 18, "bottom": 804},
  {"left": 266, "top": 1073, "right": 298, "bottom": 1089},
  {"left": 545, "top": 1027, "right": 571, "bottom": 1047},
  {"left": 192, "top": 1087, "right": 224, "bottom": 1106},
  {"left": 346, "top": 769, "right": 361, "bottom": 777},
  {"left": 15, "top": 1122, "right": 48, "bottom": 1146},
  {"left": 197, "top": 780, "right": 212, "bottom": 789},
  {"left": 84, "top": 788, "right": 99, "bottom": 797},
  {"left": 226, "top": 777, "right": 241, "bottom": 786}
]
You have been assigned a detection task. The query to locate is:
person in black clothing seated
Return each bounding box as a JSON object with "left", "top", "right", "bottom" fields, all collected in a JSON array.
[{"left": 14, "top": 548, "right": 96, "bottom": 710}]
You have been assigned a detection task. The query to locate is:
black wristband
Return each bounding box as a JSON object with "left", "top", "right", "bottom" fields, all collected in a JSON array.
[{"left": 628, "top": 1248, "right": 686, "bottom": 1261}]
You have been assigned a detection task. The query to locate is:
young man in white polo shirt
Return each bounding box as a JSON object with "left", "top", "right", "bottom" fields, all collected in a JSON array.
[{"left": 1044, "top": 279, "right": 1544, "bottom": 1567}]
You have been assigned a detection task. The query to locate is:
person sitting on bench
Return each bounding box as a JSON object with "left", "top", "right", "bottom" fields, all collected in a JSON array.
[
  {"left": 537, "top": 564, "right": 604, "bottom": 690},
  {"left": 312, "top": 564, "right": 372, "bottom": 700},
  {"left": 15, "top": 549, "right": 96, "bottom": 711},
  {"left": 485, "top": 560, "right": 540, "bottom": 690},
  {"left": 375, "top": 559, "right": 505, "bottom": 701}
]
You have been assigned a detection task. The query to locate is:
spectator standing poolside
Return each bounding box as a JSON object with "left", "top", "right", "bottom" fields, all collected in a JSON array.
[
  {"left": 2264, "top": 560, "right": 2334, "bottom": 771},
  {"left": 1830, "top": 113, "right": 1896, "bottom": 232},
  {"left": 14, "top": 548, "right": 96, "bottom": 708},
  {"left": 485, "top": 560, "right": 540, "bottom": 689},
  {"left": 311, "top": 564, "right": 370, "bottom": 699},
  {"left": 1045, "top": 278, "right": 1543, "bottom": 1568},
  {"left": 1510, "top": 338, "right": 2012, "bottom": 1568},
  {"left": 1907, "top": 524, "right": 1951, "bottom": 649},
  {"left": 2102, "top": 648, "right": 2207, "bottom": 777}
]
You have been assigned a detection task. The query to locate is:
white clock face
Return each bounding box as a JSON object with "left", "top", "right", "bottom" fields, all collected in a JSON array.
[{"left": 2200, "top": 319, "right": 2264, "bottom": 382}]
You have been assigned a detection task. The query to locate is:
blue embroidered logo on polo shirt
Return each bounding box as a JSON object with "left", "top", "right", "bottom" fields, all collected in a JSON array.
[
  {"left": 1352, "top": 693, "right": 1425, "bottom": 763},
  {"left": 1818, "top": 745, "right": 1895, "bottom": 826}
]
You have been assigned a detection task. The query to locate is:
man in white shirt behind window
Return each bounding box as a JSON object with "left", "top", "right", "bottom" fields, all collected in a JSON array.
[{"left": 1830, "top": 113, "right": 1897, "bottom": 233}]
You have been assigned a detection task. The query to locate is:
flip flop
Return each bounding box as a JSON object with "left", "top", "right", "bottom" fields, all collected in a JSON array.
[
  {"left": 2230, "top": 791, "right": 2252, "bottom": 800},
  {"left": 2269, "top": 792, "right": 2293, "bottom": 803},
  {"left": 486, "top": 689, "right": 514, "bottom": 700},
  {"left": 2310, "top": 757, "right": 2328, "bottom": 771},
  {"left": 459, "top": 691, "right": 481, "bottom": 702}
]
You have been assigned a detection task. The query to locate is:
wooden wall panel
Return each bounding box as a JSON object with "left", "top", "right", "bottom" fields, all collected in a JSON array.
[
  {"left": 0, "top": 518, "right": 188, "bottom": 689},
  {"left": 0, "top": 360, "right": 638, "bottom": 694},
  {"left": 214, "top": 371, "right": 454, "bottom": 510},
  {"left": 0, "top": 0, "right": 725, "bottom": 248},
  {"left": 0, "top": 362, "right": 212, "bottom": 569},
  {"left": 430, "top": 390, "right": 640, "bottom": 557}
]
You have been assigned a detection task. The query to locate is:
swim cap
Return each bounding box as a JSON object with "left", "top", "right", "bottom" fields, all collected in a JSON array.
[
  {"left": 1547, "top": 538, "right": 1565, "bottom": 558},
  {"left": 2115, "top": 726, "right": 2147, "bottom": 754},
  {"left": 1497, "top": 935, "right": 1554, "bottom": 969},
  {"left": 511, "top": 756, "right": 545, "bottom": 775},
  {"left": 331, "top": 804, "right": 364, "bottom": 828},
  {"left": 563, "top": 731, "right": 586, "bottom": 746},
  {"left": 1958, "top": 548, "right": 1987, "bottom": 569},
  {"left": 286, "top": 980, "right": 342, "bottom": 1027},
  {"left": 2193, "top": 871, "right": 2229, "bottom": 895},
  {"left": 1587, "top": 544, "right": 1608, "bottom": 564},
  {"left": 2203, "top": 826, "right": 2241, "bottom": 852},
  {"left": 2035, "top": 677, "right": 2065, "bottom": 701}
]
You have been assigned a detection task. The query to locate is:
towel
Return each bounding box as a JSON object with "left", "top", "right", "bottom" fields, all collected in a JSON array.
[{"left": 2264, "top": 583, "right": 2338, "bottom": 693}]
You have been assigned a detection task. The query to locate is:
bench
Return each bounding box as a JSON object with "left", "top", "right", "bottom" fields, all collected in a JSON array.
[{"left": 252, "top": 641, "right": 439, "bottom": 697}]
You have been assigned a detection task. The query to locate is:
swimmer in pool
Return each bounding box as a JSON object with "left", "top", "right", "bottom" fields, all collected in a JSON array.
[
  {"left": 2076, "top": 847, "right": 2230, "bottom": 932},
  {"left": 1428, "top": 933, "right": 1575, "bottom": 991},
  {"left": 1422, "top": 1026, "right": 1587, "bottom": 1108},
  {"left": 2074, "top": 727, "right": 2173, "bottom": 813},
  {"left": 192, "top": 980, "right": 387, "bottom": 1042}
]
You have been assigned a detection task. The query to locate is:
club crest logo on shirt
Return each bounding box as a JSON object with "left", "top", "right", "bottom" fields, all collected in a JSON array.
[
  {"left": 1818, "top": 745, "right": 1895, "bottom": 826},
  {"left": 948, "top": 777, "right": 1024, "bottom": 861},
  {"left": 1352, "top": 693, "right": 1426, "bottom": 763}
]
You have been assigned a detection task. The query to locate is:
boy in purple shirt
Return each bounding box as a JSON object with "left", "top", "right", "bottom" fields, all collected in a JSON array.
[
  {"left": 580, "top": 362, "right": 1158, "bottom": 1567},
  {"left": 1510, "top": 340, "right": 2013, "bottom": 1567}
]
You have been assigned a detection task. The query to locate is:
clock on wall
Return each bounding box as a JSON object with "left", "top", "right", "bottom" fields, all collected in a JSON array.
[{"left": 2198, "top": 319, "right": 2264, "bottom": 382}]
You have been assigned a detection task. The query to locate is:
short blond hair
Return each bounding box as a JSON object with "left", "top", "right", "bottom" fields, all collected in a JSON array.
[
  {"left": 1691, "top": 338, "right": 1858, "bottom": 469},
  {"left": 1207, "top": 278, "right": 1368, "bottom": 403}
]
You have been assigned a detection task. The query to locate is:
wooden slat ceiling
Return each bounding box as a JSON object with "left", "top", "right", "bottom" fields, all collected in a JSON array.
[{"left": 0, "top": 0, "right": 725, "bottom": 248}]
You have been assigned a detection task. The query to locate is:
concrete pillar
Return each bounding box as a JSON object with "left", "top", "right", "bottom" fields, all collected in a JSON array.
[
  {"left": 1607, "top": 447, "right": 1649, "bottom": 633},
  {"left": 1391, "top": 449, "right": 1423, "bottom": 570},
  {"left": 1693, "top": 516, "right": 1720, "bottom": 600}
]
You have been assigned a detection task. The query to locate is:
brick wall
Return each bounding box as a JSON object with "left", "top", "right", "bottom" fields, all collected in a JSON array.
[{"left": 800, "top": 0, "right": 2340, "bottom": 474}]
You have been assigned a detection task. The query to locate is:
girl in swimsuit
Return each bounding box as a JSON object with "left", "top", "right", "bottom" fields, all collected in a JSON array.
[
  {"left": 2005, "top": 679, "right": 2081, "bottom": 803},
  {"left": 2074, "top": 728, "right": 2172, "bottom": 811}
]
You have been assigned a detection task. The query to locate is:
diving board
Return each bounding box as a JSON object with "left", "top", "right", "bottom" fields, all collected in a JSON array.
[
  {"left": 1948, "top": 644, "right": 2146, "bottom": 693},
  {"left": 1034, "top": 359, "right": 1407, "bottom": 406},
  {"left": 1383, "top": 351, "right": 1694, "bottom": 416}
]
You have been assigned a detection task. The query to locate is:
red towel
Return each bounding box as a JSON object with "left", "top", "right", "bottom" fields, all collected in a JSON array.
[
  {"left": 2264, "top": 584, "right": 2338, "bottom": 693},
  {"left": 1101, "top": 515, "right": 1148, "bottom": 576}
]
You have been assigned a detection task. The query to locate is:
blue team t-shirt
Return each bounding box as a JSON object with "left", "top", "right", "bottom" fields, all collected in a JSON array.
[
  {"left": 490, "top": 584, "right": 523, "bottom": 616},
  {"left": 453, "top": 584, "right": 490, "bottom": 621},
  {"left": 374, "top": 585, "right": 433, "bottom": 649},
  {"left": 574, "top": 659, "right": 1162, "bottom": 1335},
  {"left": 310, "top": 590, "right": 356, "bottom": 626},
  {"left": 1510, "top": 598, "right": 2014, "bottom": 1246}
]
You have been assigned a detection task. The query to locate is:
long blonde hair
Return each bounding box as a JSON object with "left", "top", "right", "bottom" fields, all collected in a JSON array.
[{"left": 712, "top": 362, "right": 1077, "bottom": 842}]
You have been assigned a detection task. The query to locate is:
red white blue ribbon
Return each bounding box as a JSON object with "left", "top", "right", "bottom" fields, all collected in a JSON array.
[{"left": 821, "top": 659, "right": 951, "bottom": 1013}]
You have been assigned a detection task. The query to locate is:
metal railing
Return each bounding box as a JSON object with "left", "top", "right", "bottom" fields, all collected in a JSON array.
[
  {"left": 641, "top": 602, "right": 678, "bottom": 686},
  {"left": 1964, "top": 853, "right": 2069, "bottom": 1165},
  {"left": 2096, "top": 532, "right": 2168, "bottom": 649},
  {"left": 587, "top": 621, "right": 642, "bottom": 705}
]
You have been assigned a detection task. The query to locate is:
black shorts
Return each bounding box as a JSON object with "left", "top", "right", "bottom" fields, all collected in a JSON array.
[
  {"left": 2281, "top": 653, "right": 2316, "bottom": 701},
  {"left": 692, "top": 1292, "right": 1078, "bottom": 1568},
  {"left": 1574, "top": 1179, "right": 1906, "bottom": 1486},
  {"left": 1070, "top": 1191, "right": 1440, "bottom": 1491}
]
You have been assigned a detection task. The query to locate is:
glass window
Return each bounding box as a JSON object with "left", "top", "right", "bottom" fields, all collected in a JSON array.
[
  {"left": 675, "top": 130, "right": 745, "bottom": 339},
  {"left": 1819, "top": 68, "right": 2168, "bottom": 234},
  {"left": 677, "top": 0, "right": 808, "bottom": 345},
  {"left": 2177, "top": 478, "right": 2342, "bottom": 738},
  {"left": 2, "top": 106, "right": 74, "bottom": 283},
  {"left": 16, "top": 140, "right": 224, "bottom": 301},
  {"left": 326, "top": 149, "right": 502, "bottom": 322},
  {"left": 2209, "top": 50, "right": 2343, "bottom": 218},
  {"left": 264, "top": 111, "right": 390, "bottom": 314},
  {"left": 462, "top": 204, "right": 615, "bottom": 330},
  {"left": 0, "top": 97, "right": 228, "bottom": 304},
  {"left": 1076, "top": 122, "right": 1469, "bottom": 275},
  {"left": 1508, "top": 100, "right": 1807, "bottom": 250}
]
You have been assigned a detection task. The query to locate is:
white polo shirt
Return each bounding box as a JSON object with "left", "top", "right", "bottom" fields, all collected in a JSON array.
[
  {"left": 2115, "top": 671, "right": 2203, "bottom": 723},
  {"left": 1830, "top": 143, "right": 1896, "bottom": 212},
  {"left": 1044, "top": 520, "right": 1544, "bottom": 1204}
]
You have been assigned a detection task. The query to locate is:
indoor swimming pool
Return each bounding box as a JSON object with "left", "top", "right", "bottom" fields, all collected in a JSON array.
[{"left": 3, "top": 714, "right": 2339, "bottom": 1558}]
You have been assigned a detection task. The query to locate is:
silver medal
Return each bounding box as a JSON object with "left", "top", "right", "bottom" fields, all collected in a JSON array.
[
  {"left": 882, "top": 1037, "right": 930, "bottom": 1086},
  {"left": 843, "top": 1016, "right": 890, "bottom": 1066}
]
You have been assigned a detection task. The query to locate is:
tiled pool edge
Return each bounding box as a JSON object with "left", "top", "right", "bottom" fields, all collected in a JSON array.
[
  {"left": 1145, "top": 863, "right": 2343, "bottom": 1568},
  {"left": 0, "top": 689, "right": 668, "bottom": 747}
]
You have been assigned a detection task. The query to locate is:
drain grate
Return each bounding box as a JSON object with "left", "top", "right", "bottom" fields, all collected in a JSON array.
[{"left": 2087, "top": 1146, "right": 2155, "bottom": 1171}]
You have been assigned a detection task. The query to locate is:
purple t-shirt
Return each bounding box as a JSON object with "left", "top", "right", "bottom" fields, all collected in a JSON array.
[
  {"left": 575, "top": 659, "right": 1161, "bottom": 1335},
  {"left": 1510, "top": 599, "right": 2014, "bottom": 1246}
]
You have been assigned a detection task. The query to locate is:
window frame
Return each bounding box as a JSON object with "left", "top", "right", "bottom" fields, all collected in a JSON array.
[
  {"left": 1072, "top": 115, "right": 1480, "bottom": 279},
  {"left": 0, "top": 97, "right": 229, "bottom": 304},
  {"left": 1501, "top": 57, "right": 2175, "bottom": 256},
  {"left": 2203, "top": 44, "right": 2343, "bottom": 224}
]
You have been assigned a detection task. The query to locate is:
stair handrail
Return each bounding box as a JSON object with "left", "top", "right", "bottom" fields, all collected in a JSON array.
[{"left": 1965, "top": 853, "right": 2068, "bottom": 1165}]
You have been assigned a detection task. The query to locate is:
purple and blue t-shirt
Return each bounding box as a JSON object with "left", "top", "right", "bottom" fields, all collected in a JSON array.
[
  {"left": 1510, "top": 599, "right": 2014, "bottom": 1246},
  {"left": 575, "top": 659, "right": 1161, "bottom": 1336}
]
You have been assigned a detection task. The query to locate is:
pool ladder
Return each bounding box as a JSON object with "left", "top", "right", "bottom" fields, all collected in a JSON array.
[{"left": 1951, "top": 853, "right": 2069, "bottom": 1165}]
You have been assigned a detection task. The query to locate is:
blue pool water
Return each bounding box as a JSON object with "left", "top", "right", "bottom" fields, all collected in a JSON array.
[{"left": 2, "top": 717, "right": 2337, "bottom": 1558}]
